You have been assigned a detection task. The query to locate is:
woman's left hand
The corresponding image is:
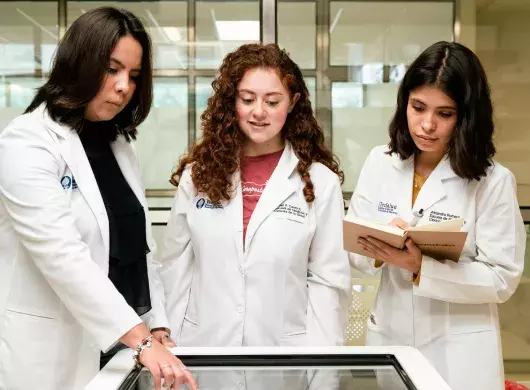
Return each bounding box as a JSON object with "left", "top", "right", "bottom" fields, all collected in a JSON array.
[
  {"left": 152, "top": 329, "right": 177, "bottom": 348},
  {"left": 358, "top": 237, "right": 422, "bottom": 274}
]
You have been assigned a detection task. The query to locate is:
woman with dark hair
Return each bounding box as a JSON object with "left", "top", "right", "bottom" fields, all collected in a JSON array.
[
  {"left": 0, "top": 7, "right": 196, "bottom": 390},
  {"left": 347, "top": 41, "right": 525, "bottom": 390},
  {"left": 159, "top": 43, "right": 351, "bottom": 348}
]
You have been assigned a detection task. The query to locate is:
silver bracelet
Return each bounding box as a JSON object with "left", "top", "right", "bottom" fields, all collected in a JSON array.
[{"left": 132, "top": 335, "right": 153, "bottom": 368}]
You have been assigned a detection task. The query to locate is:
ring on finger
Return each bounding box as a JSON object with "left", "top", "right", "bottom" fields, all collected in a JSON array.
[
  {"left": 161, "top": 364, "right": 172, "bottom": 369},
  {"left": 180, "top": 366, "right": 189, "bottom": 372}
]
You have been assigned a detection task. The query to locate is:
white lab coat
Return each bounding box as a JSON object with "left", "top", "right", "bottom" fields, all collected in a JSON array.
[
  {"left": 0, "top": 105, "right": 168, "bottom": 390},
  {"left": 348, "top": 145, "right": 526, "bottom": 390},
  {"left": 160, "top": 143, "right": 351, "bottom": 347}
]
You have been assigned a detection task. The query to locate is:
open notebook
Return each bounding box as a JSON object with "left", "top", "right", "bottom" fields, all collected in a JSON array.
[{"left": 343, "top": 216, "right": 468, "bottom": 262}]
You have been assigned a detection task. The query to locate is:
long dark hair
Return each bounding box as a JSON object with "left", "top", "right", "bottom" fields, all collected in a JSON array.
[
  {"left": 388, "top": 41, "right": 495, "bottom": 180},
  {"left": 26, "top": 6, "right": 153, "bottom": 141},
  {"left": 170, "top": 43, "right": 343, "bottom": 204}
]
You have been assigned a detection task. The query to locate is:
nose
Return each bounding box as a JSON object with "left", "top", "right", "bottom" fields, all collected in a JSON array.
[
  {"left": 114, "top": 74, "right": 130, "bottom": 95},
  {"left": 252, "top": 100, "right": 267, "bottom": 120},
  {"left": 421, "top": 115, "right": 436, "bottom": 132}
]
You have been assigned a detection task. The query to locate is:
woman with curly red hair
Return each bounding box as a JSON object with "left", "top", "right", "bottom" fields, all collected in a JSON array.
[{"left": 158, "top": 43, "right": 351, "bottom": 347}]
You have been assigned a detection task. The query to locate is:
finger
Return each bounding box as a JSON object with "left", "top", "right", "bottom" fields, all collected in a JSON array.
[
  {"left": 169, "top": 367, "right": 185, "bottom": 389},
  {"left": 359, "top": 240, "right": 385, "bottom": 259},
  {"left": 161, "top": 365, "right": 175, "bottom": 388},
  {"left": 151, "top": 369, "right": 162, "bottom": 390},
  {"left": 182, "top": 368, "right": 198, "bottom": 390},
  {"left": 389, "top": 217, "right": 410, "bottom": 229},
  {"left": 404, "top": 238, "right": 418, "bottom": 252},
  {"left": 365, "top": 237, "right": 392, "bottom": 254}
]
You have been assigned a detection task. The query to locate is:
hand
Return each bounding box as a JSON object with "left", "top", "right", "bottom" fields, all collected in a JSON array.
[
  {"left": 358, "top": 236, "right": 422, "bottom": 274},
  {"left": 152, "top": 329, "right": 177, "bottom": 348},
  {"left": 120, "top": 324, "right": 197, "bottom": 390},
  {"left": 389, "top": 217, "right": 410, "bottom": 230},
  {"left": 140, "top": 339, "right": 197, "bottom": 390}
]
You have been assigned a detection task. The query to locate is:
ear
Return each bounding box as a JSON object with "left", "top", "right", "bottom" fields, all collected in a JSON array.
[{"left": 288, "top": 93, "right": 301, "bottom": 113}]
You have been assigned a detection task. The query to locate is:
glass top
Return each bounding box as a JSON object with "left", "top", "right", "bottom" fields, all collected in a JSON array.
[{"left": 119, "top": 354, "right": 416, "bottom": 390}]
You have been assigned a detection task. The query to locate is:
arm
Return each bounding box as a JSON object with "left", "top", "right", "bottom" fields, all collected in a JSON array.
[
  {"left": 158, "top": 168, "right": 195, "bottom": 342},
  {"left": 414, "top": 169, "right": 526, "bottom": 304},
  {"left": 346, "top": 149, "right": 386, "bottom": 274},
  {"left": 126, "top": 140, "right": 171, "bottom": 334},
  {"left": 0, "top": 128, "right": 141, "bottom": 352},
  {"left": 306, "top": 175, "right": 351, "bottom": 346}
]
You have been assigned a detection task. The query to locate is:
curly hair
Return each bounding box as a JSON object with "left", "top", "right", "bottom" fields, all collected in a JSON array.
[{"left": 170, "top": 43, "right": 343, "bottom": 204}]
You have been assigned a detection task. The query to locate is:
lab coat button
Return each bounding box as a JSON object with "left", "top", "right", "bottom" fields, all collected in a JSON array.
[
  {"left": 237, "top": 307, "right": 244, "bottom": 313},
  {"left": 239, "top": 265, "right": 244, "bottom": 274}
]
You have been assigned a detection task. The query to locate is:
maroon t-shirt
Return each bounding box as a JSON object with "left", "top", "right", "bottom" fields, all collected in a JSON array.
[{"left": 241, "top": 149, "right": 284, "bottom": 241}]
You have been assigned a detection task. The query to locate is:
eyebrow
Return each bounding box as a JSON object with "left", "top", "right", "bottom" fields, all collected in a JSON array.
[
  {"left": 410, "top": 98, "right": 456, "bottom": 110},
  {"left": 238, "top": 89, "right": 284, "bottom": 96},
  {"left": 110, "top": 57, "right": 141, "bottom": 73}
]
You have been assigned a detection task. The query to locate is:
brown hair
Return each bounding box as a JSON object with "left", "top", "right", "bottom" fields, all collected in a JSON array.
[{"left": 170, "top": 43, "right": 343, "bottom": 203}]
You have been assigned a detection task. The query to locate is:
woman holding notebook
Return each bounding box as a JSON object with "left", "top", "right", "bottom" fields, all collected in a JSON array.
[{"left": 347, "top": 41, "right": 525, "bottom": 390}]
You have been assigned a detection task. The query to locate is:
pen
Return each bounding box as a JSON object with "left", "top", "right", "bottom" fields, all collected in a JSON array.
[{"left": 409, "top": 209, "right": 424, "bottom": 227}]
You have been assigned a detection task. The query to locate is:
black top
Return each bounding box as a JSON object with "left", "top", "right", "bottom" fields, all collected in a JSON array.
[{"left": 80, "top": 120, "right": 151, "bottom": 317}]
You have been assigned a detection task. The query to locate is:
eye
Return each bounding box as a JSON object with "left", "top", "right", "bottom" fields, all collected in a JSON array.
[
  {"left": 107, "top": 67, "right": 118, "bottom": 74},
  {"left": 241, "top": 98, "right": 254, "bottom": 104},
  {"left": 438, "top": 111, "right": 454, "bottom": 119},
  {"left": 130, "top": 74, "right": 139, "bottom": 81},
  {"left": 412, "top": 105, "right": 424, "bottom": 112},
  {"left": 267, "top": 101, "right": 279, "bottom": 107}
]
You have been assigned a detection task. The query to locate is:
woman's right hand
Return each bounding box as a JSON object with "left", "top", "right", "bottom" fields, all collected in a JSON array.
[
  {"left": 121, "top": 324, "right": 198, "bottom": 390},
  {"left": 140, "top": 339, "right": 197, "bottom": 390}
]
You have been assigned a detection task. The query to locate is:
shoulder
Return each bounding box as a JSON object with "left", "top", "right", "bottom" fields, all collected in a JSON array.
[
  {"left": 307, "top": 162, "right": 342, "bottom": 200},
  {"left": 0, "top": 108, "right": 61, "bottom": 155},
  {"left": 476, "top": 160, "right": 517, "bottom": 194},
  {"left": 364, "top": 144, "right": 394, "bottom": 166}
]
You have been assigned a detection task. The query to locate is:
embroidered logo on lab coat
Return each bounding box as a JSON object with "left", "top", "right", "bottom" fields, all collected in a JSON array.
[
  {"left": 61, "top": 176, "right": 78, "bottom": 190},
  {"left": 428, "top": 210, "right": 462, "bottom": 223},
  {"left": 273, "top": 203, "right": 307, "bottom": 222},
  {"left": 377, "top": 201, "right": 398, "bottom": 215},
  {"left": 196, "top": 198, "right": 222, "bottom": 210}
]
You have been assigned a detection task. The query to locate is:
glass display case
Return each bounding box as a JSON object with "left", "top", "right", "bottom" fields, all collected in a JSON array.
[{"left": 85, "top": 347, "right": 451, "bottom": 390}]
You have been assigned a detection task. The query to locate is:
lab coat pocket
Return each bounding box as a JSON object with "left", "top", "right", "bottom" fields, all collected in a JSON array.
[
  {"left": 280, "top": 330, "right": 307, "bottom": 346},
  {"left": 1, "top": 309, "right": 59, "bottom": 389},
  {"left": 448, "top": 304, "right": 495, "bottom": 335},
  {"left": 179, "top": 316, "right": 199, "bottom": 346}
]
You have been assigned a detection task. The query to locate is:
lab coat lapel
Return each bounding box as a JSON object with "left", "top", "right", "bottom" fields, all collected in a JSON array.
[
  {"left": 391, "top": 153, "right": 415, "bottom": 214},
  {"left": 111, "top": 138, "right": 146, "bottom": 209},
  {"left": 392, "top": 152, "right": 456, "bottom": 217},
  {"left": 222, "top": 171, "right": 244, "bottom": 262},
  {"left": 244, "top": 143, "right": 298, "bottom": 250},
  {"left": 41, "top": 106, "right": 110, "bottom": 258}
]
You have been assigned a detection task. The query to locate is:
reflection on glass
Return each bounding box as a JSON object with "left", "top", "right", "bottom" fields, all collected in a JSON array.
[
  {"left": 195, "top": 77, "right": 317, "bottom": 139},
  {"left": 332, "top": 82, "right": 397, "bottom": 191},
  {"left": 67, "top": 2, "right": 188, "bottom": 69},
  {"left": 329, "top": 2, "right": 453, "bottom": 66},
  {"left": 133, "top": 365, "right": 409, "bottom": 390},
  {"left": 0, "top": 1, "right": 57, "bottom": 129},
  {"left": 196, "top": 1, "right": 259, "bottom": 69},
  {"left": 278, "top": 2, "right": 316, "bottom": 69},
  {"left": 329, "top": 1, "right": 453, "bottom": 191},
  {"left": 136, "top": 77, "right": 188, "bottom": 190}
]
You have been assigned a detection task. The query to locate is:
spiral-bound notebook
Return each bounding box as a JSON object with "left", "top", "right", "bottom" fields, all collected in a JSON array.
[{"left": 343, "top": 216, "right": 468, "bottom": 262}]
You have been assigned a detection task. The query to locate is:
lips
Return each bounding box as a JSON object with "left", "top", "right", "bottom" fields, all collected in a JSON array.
[
  {"left": 417, "top": 134, "right": 438, "bottom": 141},
  {"left": 248, "top": 121, "right": 269, "bottom": 127},
  {"left": 107, "top": 101, "right": 122, "bottom": 107}
]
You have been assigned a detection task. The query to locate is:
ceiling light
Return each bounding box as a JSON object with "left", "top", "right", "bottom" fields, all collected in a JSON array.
[{"left": 215, "top": 21, "right": 259, "bottom": 41}]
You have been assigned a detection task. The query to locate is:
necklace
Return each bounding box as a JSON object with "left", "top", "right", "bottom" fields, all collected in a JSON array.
[{"left": 413, "top": 172, "right": 426, "bottom": 189}]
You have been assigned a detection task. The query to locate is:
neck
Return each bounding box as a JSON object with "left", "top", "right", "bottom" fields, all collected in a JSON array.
[
  {"left": 243, "top": 137, "right": 285, "bottom": 157},
  {"left": 415, "top": 149, "right": 446, "bottom": 176}
]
